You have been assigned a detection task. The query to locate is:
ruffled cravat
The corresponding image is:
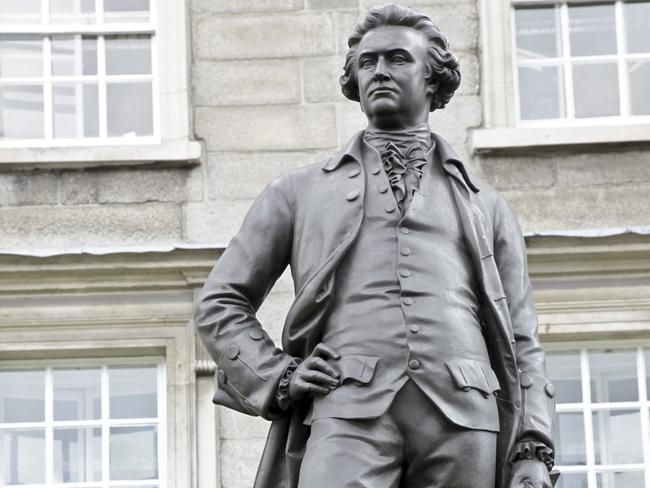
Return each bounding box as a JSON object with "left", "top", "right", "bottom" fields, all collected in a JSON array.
[{"left": 364, "top": 126, "right": 434, "bottom": 215}]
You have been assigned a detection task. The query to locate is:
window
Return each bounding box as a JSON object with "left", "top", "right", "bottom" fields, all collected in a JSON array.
[
  {"left": 513, "top": 1, "right": 650, "bottom": 124},
  {"left": 548, "top": 346, "right": 650, "bottom": 488},
  {"left": 0, "top": 359, "right": 165, "bottom": 487}
]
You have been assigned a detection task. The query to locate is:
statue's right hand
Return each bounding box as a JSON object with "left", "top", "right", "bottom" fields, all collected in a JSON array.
[{"left": 289, "top": 343, "right": 341, "bottom": 401}]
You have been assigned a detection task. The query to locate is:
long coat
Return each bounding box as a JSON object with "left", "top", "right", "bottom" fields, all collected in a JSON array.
[{"left": 194, "top": 131, "right": 555, "bottom": 488}]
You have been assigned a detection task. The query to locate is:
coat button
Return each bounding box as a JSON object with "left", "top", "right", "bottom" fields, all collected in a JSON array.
[
  {"left": 347, "top": 168, "right": 360, "bottom": 178},
  {"left": 372, "top": 167, "right": 381, "bottom": 175},
  {"left": 385, "top": 204, "right": 396, "bottom": 213},
  {"left": 409, "top": 359, "right": 421, "bottom": 370},
  {"left": 217, "top": 369, "right": 227, "bottom": 384},
  {"left": 226, "top": 345, "right": 240, "bottom": 360},
  {"left": 400, "top": 247, "right": 411, "bottom": 256},
  {"left": 520, "top": 373, "right": 533, "bottom": 389},
  {"left": 379, "top": 185, "right": 389, "bottom": 193},
  {"left": 399, "top": 269, "right": 411, "bottom": 277},
  {"left": 346, "top": 190, "right": 360, "bottom": 201},
  {"left": 545, "top": 382, "right": 556, "bottom": 398},
  {"left": 409, "top": 324, "right": 420, "bottom": 334},
  {"left": 249, "top": 329, "right": 264, "bottom": 341},
  {"left": 399, "top": 226, "right": 409, "bottom": 234},
  {"left": 402, "top": 297, "right": 414, "bottom": 306}
]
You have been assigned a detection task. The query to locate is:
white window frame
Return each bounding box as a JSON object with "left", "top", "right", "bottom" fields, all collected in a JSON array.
[
  {"left": 472, "top": 0, "right": 650, "bottom": 153},
  {"left": 0, "top": 0, "right": 200, "bottom": 168},
  {"left": 546, "top": 340, "right": 650, "bottom": 487},
  {"left": 0, "top": 356, "right": 167, "bottom": 488}
]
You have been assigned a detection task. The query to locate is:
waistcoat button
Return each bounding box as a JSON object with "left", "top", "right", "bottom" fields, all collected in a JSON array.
[
  {"left": 372, "top": 167, "right": 381, "bottom": 175},
  {"left": 385, "top": 204, "right": 396, "bottom": 213},
  {"left": 400, "top": 247, "right": 411, "bottom": 256},
  {"left": 379, "top": 185, "right": 389, "bottom": 193},
  {"left": 399, "top": 269, "right": 411, "bottom": 277},
  {"left": 409, "top": 324, "right": 420, "bottom": 334},
  {"left": 409, "top": 359, "right": 421, "bottom": 370},
  {"left": 346, "top": 190, "right": 360, "bottom": 201},
  {"left": 402, "top": 297, "right": 414, "bottom": 306},
  {"left": 399, "top": 226, "right": 410, "bottom": 234},
  {"left": 347, "top": 168, "right": 360, "bottom": 178}
]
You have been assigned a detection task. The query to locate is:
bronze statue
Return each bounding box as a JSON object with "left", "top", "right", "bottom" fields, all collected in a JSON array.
[{"left": 195, "top": 4, "right": 556, "bottom": 487}]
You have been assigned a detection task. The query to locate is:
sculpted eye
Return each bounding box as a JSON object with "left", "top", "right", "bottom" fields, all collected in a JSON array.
[
  {"left": 391, "top": 54, "right": 408, "bottom": 64},
  {"left": 359, "top": 57, "right": 375, "bottom": 69}
]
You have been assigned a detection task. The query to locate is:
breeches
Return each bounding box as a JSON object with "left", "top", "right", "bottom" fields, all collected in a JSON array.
[{"left": 298, "top": 380, "right": 497, "bottom": 488}]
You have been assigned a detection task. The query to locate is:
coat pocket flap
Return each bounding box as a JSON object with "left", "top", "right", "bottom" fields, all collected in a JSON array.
[
  {"left": 445, "top": 359, "right": 501, "bottom": 397},
  {"left": 332, "top": 355, "right": 379, "bottom": 385}
]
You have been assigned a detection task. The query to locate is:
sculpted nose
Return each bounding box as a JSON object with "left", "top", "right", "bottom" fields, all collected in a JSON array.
[{"left": 372, "top": 57, "right": 390, "bottom": 81}]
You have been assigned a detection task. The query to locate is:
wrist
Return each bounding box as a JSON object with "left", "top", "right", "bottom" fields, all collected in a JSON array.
[{"left": 511, "top": 441, "right": 555, "bottom": 472}]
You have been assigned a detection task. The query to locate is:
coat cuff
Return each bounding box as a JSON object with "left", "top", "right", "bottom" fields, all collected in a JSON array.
[
  {"left": 510, "top": 440, "right": 555, "bottom": 471},
  {"left": 273, "top": 358, "right": 301, "bottom": 412}
]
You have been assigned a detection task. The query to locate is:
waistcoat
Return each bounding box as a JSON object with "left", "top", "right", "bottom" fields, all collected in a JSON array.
[{"left": 309, "top": 139, "right": 501, "bottom": 432}]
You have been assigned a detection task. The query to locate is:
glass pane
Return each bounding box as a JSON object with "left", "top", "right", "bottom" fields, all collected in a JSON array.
[
  {"left": 51, "top": 35, "right": 97, "bottom": 76},
  {"left": 593, "top": 410, "right": 642, "bottom": 464},
  {"left": 104, "top": 0, "right": 150, "bottom": 23},
  {"left": 573, "top": 63, "right": 620, "bottom": 119},
  {"left": 515, "top": 7, "right": 561, "bottom": 59},
  {"left": 589, "top": 349, "right": 637, "bottom": 402},
  {"left": 0, "top": 429, "right": 45, "bottom": 485},
  {"left": 106, "top": 82, "right": 153, "bottom": 137},
  {"left": 110, "top": 426, "right": 157, "bottom": 480},
  {"left": 569, "top": 4, "right": 617, "bottom": 56},
  {"left": 54, "top": 428, "right": 101, "bottom": 483},
  {"left": 0, "top": 35, "right": 43, "bottom": 78},
  {"left": 105, "top": 35, "right": 151, "bottom": 75},
  {"left": 53, "top": 368, "right": 101, "bottom": 421},
  {"left": 50, "top": 0, "right": 95, "bottom": 24},
  {"left": 0, "top": 0, "right": 41, "bottom": 24},
  {"left": 624, "top": 1, "right": 650, "bottom": 53},
  {"left": 555, "top": 412, "right": 586, "bottom": 465},
  {"left": 0, "top": 85, "right": 44, "bottom": 139},
  {"left": 109, "top": 365, "right": 157, "bottom": 419},
  {"left": 547, "top": 352, "right": 582, "bottom": 403},
  {"left": 629, "top": 59, "right": 650, "bottom": 116},
  {"left": 596, "top": 470, "right": 644, "bottom": 488},
  {"left": 557, "top": 473, "right": 588, "bottom": 488},
  {"left": 0, "top": 369, "right": 44, "bottom": 423},
  {"left": 53, "top": 83, "right": 99, "bottom": 138},
  {"left": 518, "top": 65, "right": 565, "bottom": 120}
]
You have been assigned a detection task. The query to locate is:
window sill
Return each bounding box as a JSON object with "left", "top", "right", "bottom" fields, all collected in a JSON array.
[
  {"left": 471, "top": 123, "right": 650, "bottom": 155},
  {"left": 0, "top": 139, "right": 202, "bottom": 170}
]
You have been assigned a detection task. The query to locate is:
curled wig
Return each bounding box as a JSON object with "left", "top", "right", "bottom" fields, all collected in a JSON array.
[{"left": 339, "top": 3, "right": 461, "bottom": 112}]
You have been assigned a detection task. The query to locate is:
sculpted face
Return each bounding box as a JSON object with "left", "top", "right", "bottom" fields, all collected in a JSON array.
[{"left": 356, "top": 25, "right": 433, "bottom": 130}]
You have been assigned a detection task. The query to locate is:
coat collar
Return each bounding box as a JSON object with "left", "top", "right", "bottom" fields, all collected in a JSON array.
[{"left": 321, "top": 130, "right": 479, "bottom": 193}]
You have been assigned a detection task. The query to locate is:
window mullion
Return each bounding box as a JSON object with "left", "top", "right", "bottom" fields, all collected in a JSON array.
[
  {"left": 45, "top": 367, "right": 54, "bottom": 485},
  {"left": 101, "top": 365, "right": 109, "bottom": 488},
  {"left": 615, "top": 0, "right": 630, "bottom": 117},
  {"left": 560, "top": 3, "right": 575, "bottom": 120},
  {"left": 636, "top": 348, "right": 650, "bottom": 488},
  {"left": 581, "top": 349, "right": 596, "bottom": 486}
]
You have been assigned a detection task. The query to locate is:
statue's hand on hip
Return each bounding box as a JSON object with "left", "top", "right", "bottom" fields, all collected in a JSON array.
[
  {"left": 508, "top": 459, "right": 552, "bottom": 488},
  {"left": 289, "top": 343, "right": 341, "bottom": 401}
]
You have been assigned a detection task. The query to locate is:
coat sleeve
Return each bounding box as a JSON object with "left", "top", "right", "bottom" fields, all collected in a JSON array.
[
  {"left": 194, "top": 175, "right": 297, "bottom": 420},
  {"left": 492, "top": 196, "right": 555, "bottom": 463}
]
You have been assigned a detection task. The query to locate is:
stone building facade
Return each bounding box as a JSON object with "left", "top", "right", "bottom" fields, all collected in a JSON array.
[{"left": 0, "top": 1, "right": 649, "bottom": 488}]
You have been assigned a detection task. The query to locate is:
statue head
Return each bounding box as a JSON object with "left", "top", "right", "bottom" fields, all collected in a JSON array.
[{"left": 340, "top": 3, "right": 461, "bottom": 130}]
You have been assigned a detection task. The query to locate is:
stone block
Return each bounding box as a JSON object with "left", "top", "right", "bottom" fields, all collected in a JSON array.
[
  {"left": 428, "top": 95, "right": 482, "bottom": 145},
  {"left": 184, "top": 200, "right": 256, "bottom": 245},
  {"left": 0, "top": 171, "right": 59, "bottom": 207},
  {"left": 335, "top": 102, "right": 367, "bottom": 146},
  {"left": 60, "top": 169, "right": 189, "bottom": 205},
  {"left": 192, "top": 0, "right": 303, "bottom": 14},
  {"left": 193, "top": 59, "right": 301, "bottom": 106},
  {"left": 195, "top": 104, "right": 338, "bottom": 152},
  {"left": 0, "top": 203, "right": 181, "bottom": 251},
  {"left": 457, "top": 50, "right": 480, "bottom": 96},
  {"left": 303, "top": 56, "right": 347, "bottom": 103},
  {"left": 477, "top": 156, "right": 555, "bottom": 190},
  {"left": 220, "top": 439, "right": 266, "bottom": 488},
  {"left": 307, "top": 0, "right": 358, "bottom": 9},
  {"left": 194, "top": 13, "right": 336, "bottom": 60},
  {"left": 336, "top": 10, "right": 363, "bottom": 54},
  {"left": 206, "top": 149, "right": 332, "bottom": 201},
  {"left": 418, "top": 3, "right": 479, "bottom": 52},
  {"left": 556, "top": 150, "right": 650, "bottom": 187},
  {"left": 219, "top": 408, "right": 269, "bottom": 440}
]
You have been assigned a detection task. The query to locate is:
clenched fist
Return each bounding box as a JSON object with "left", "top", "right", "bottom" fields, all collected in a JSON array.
[{"left": 289, "top": 343, "right": 341, "bottom": 401}]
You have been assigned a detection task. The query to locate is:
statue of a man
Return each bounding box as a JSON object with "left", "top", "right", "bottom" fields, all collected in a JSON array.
[{"left": 195, "top": 4, "right": 556, "bottom": 488}]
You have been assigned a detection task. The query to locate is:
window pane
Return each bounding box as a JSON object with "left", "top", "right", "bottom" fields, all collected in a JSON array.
[
  {"left": 1, "top": 429, "right": 45, "bottom": 485},
  {"left": 569, "top": 4, "right": 617, "bottom": 56},
  {"left": 0, "top": 369, "right": 44, "bottom": 423},
  {"left": 593, "top": 410, "right": 642, "bottom": 464},
  {"left": 105, "top": 35, "right": 151, "bottom": 75},
  {"left": 624, "top": 1, "right": 650, "bottom": 53},
  {"left": 104, "top": 0, "right": 150, "bottom": 23},
  {"left": 515, "top": 7, "right": 561, "bottom": 59},
  {"left": 0, "top": 35, "right": 42, "bottom": 78},
  {"left": 557, "top": 473, "right": 588, "bottom": 488},
  {"left": 0, "top": 85, "right": 44, "bottom": 139},
  {"left": 109, "top": 365, "right": 157, "bottom": 418},
  {"left": 110, "top": 426, "right": 158, "bottom": 480},
  {"left": 51, "top": 35, "right": 97, "bottom": 76},
  {"left": 53, "top": 83, "right": 99, "bottom": 138},
  {"left": 0, "top": 0, "right": 41, "bottom": 24},
  {"left": 53, "top": 368, "right": 101, "bottom": 421},
  {"left": 555, "top": 412, "right": 586, "bottom": 465},
  {"left": 518, "top": 65, "right": 565, "bottom": 120},
  {"left": 596, "top": 471, "right": 644, "bottom": 487},
  {"left": 573, "top": 63, "right": 620, "bottom": 119},
  {"left": 106, "top": 82, "right": 153, "bottom": 137},
  {"left": 50, "top": 0, "right": 95, "bottom": 24},
  {"left": 589, "top": 349, "right": 637, "bottom": 402},
  {"left": 629, "top": 59, "right": 650, "bottom": 116},
  {"left": 53, "top": 428, "right": 101, "bottom": 483},
  {"left": 547, "top": 352, "right": 582, "bottom": 403}
]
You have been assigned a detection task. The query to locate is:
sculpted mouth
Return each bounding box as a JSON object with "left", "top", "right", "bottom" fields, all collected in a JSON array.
[{"left": 370, "top": 87, "right": 398, "bottom": 96}]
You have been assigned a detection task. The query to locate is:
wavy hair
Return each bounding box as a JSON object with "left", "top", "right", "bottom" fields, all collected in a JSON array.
[{"left": 340, "top": 3, "right": 461, "bottom": 112}]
